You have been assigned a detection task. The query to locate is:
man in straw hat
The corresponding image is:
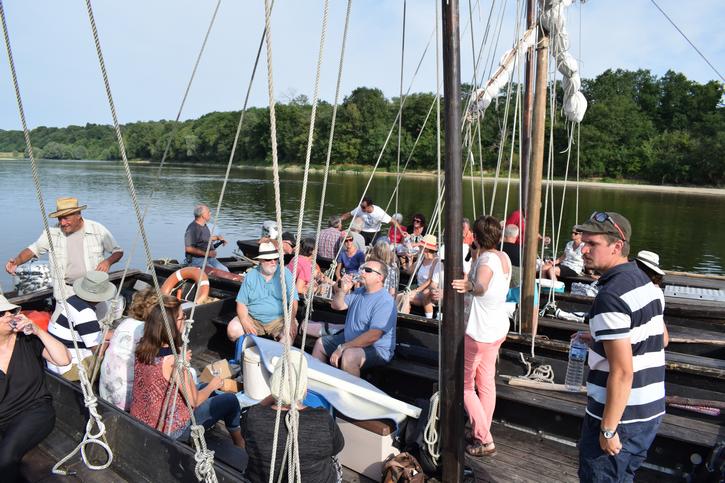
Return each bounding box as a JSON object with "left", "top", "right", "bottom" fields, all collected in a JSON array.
[
  {"left": 226, "top": 242, "right": 299, "bottom": 343},
  {"left": 313, "top": 259, "right": 397, "bottom": 377},
  {"left": 5, "top": 197, "right": 123, "bottom": 302},
  {"left": 46, "top": 270, "right": 116, "bottom": 381},
  {"left": 573, "top": 212, "right": 666, "bottom": 482}
]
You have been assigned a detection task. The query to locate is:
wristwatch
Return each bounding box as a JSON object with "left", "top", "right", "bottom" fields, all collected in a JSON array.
[
  {"left": 600, "top": 427, "right": 617, "bottom": 439},
  {"left": 336, "top": 344, "right": 346, "bottom": 353}
]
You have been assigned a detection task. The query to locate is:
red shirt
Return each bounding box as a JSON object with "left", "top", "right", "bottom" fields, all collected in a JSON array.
[{"left": 388, "top": 225, "right": 408, "bottom": 244}]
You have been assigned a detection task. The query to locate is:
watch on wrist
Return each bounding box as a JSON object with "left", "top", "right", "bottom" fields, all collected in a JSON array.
[
  {"left": 337, "top": 344, "right": 346, "bottom": 353},
  {"left": 600, "top": 427, "right": 617, "bottom": 439}
]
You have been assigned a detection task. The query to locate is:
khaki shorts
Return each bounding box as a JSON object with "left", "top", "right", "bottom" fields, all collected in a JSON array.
[
  {"left": 61, "top": 355, "right": 100, "bottom": 382},
  {"left": 251, "top": 316, "right": 285, "bottom": 338}
]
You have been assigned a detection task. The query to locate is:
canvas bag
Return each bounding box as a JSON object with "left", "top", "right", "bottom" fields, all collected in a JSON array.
[{"left": 382, "top": 452, "right": 426, "bottom": 483}]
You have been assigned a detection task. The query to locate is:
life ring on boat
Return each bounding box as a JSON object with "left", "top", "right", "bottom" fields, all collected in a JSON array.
[
  {"left": 160, "top": 267, "right": 210, "bottom": 304},
  {"left": 203, "top": 266, "right": 244, "bottom": 283}
]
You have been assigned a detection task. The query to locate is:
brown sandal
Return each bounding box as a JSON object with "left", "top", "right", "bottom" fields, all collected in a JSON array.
[{"left": 466, "top": 442, "right": 496, "bottom": 457}]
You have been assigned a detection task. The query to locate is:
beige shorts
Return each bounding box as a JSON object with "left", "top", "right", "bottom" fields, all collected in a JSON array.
[
  {"left": 251, "top": 316, "right": 285, "bottom": 338},
  {"left": 61, "top": 355, "right": 99, "bottom": 382}
]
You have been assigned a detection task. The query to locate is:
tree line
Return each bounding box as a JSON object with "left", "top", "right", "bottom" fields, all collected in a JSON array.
[{"left": 0, "top": 69, "right": 722, "bottom": 186}]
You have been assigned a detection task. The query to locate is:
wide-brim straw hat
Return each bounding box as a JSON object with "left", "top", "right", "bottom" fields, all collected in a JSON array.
[
  {"left": 0, "top": 294, "right": 20, "bottom": 313},
  {"left": 49, "top": 197, "right": 87, "bottom": 218},
  {"left": 636, "top": 250, "right": 664, "bottom": 276},
  {"left": 72, "top": 271, "right": 116, "bottom": 303},
  {"left": 421, "top": 234, "right": 438, "bottom": 251},
  {"left": 256, "top": 241, "right": 280, "bottom": 260}
]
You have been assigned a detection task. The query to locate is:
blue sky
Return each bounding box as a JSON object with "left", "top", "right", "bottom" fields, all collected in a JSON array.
[{"left": 0, "top": 0, "right": 722, "bottom": 130}]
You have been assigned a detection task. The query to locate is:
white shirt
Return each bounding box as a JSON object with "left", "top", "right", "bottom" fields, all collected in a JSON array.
[
  {"left": 465, "top": 251, "right": 511, "bottom": 343},
  {"left": 28, "top": 219, "right": 122, "bottom": 299},
  {"left": 350, "top": 205, "right": 392, "bottom": 233},
  {"left": 560, "top": 241, "right": 585, "bottom": 275},
  {"left": 99, "top": 317, "right": 145, "bottom": 411}
]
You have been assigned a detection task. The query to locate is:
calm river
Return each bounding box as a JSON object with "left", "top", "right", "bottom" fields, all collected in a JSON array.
[{"left": 1, "top": 159, "right": 723, "bottom": 292}]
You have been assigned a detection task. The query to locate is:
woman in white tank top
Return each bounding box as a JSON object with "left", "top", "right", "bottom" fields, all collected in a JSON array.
[{"left": 452, "top": 216, "right": 511, "bottom": 457}]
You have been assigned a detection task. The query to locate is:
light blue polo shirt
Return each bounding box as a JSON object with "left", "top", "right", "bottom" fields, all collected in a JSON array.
[
  {"left": 236, "top": 266, "right": 299, "bottom": 324},
  {"left": 343, "top": 287, "right": 397, "bottom": 361}
]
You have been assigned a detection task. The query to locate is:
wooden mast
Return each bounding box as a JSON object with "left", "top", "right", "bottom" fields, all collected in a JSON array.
[
  {"left": 440, "top": 0, "right": 464, "bottom": 481},
  {"left": 521, "top": 0, "right": 536, "bottom": 208},
  {"left": 521, "top": 8, "right": 549, "bottom": 334}
]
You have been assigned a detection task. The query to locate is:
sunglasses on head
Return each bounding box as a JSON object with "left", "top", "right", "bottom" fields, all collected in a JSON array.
[
  {"left": 360, "top": 266, "right": 382, "bottom": 276},
  {"left": 590, "top": 211, "right": 626, "bottom": 241}
]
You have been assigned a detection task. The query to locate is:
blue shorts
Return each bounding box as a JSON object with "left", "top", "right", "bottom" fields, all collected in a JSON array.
[{"left": 319, "top": 332, "right": 388, "bottom": 370}]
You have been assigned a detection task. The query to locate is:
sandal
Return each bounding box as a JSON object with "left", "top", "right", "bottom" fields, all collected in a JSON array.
[{"left": 466, "top": 441, "right": 496, "bottom": 457}]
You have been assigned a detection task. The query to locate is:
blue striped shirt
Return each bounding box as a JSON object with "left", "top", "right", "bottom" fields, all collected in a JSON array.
[{"left": 586, "top": 262, "right": 666, "bottom": 424}]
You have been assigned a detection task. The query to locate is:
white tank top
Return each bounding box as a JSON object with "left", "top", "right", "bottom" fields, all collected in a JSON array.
[{"left": 465, "top": 251, "right": 511, "bottom": 343}]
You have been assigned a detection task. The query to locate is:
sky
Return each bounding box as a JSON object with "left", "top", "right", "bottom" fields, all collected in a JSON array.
[{"left": 0, "top": 0, "right": 722, "bottom": 130}]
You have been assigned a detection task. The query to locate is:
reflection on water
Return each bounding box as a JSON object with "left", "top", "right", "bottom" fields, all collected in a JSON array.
[{"left": 1, "top": 159, "right": 723, "bottom": 291}]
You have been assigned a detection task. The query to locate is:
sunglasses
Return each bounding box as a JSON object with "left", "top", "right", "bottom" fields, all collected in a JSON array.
[
  {"left": 590, "top": 211, "right": 627, "bottom": 241},
  {"left": 572, "top": 231, "right": 581, "bottom": 235},
  {"left": 413, "top": 219, "right": 422, "bottom": 223},
  {"left": 260, "top": 258, "right": 278, "bottom": 263},
  {"left": 360, "top": 266, "right": 382, "bottom": 276}
]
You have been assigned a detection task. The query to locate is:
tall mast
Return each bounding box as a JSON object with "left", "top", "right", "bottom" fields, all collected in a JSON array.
[
  {"left": 440, "top": 0, "right": 464, "bottom": 481},
  {"left": 521, "top": 0, "right": 536, "bottom": 208},
  {"left": 521, "top": 7, "right": 549, "bottom": 334}
]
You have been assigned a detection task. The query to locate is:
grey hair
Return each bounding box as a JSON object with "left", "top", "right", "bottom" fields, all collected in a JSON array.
[
  {"left": 369, "top": 239, "right": 395, "bottom": 266},
  {"left": 503, "top": 224, "right": 519, "bottom": 239},
  {"left": 462, "top": 217, "right": 470, "bottom": 226},
  {"left": 350, "top": 217, "right": 364, "bottom": 232},
  {"left": 367, "top": 259, "right": 388, "bottom": 281},
  {"left": 194, "top": 204, "right": 208, "bottom": 218},
  {"left": 328, "top": 215, "right": 342, "bottom": 228},
  {"left": 392, "top": 213, "right": 404, "bottom": 224}
]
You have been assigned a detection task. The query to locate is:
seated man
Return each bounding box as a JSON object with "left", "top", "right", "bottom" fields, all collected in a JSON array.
[
  {"left": 47, "top": 270, "right": 115, "bottom": 381},
  {"left": 184, "top": 203, "right": 229, "bottom": 272},
  {"left": 227, "top": 242, "right": 299, "bottom": 343},
  {"left": 312, "top": 260, "right": 397, "bottom": 377}
]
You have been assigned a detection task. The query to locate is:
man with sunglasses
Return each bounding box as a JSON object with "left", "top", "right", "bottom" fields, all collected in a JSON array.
[
  {"left": 340, "top": 196, "right": 399, "bottom": 246},
  {"left": 574, "top": 212, "right": 666, "bottom": 482},
  {"left": 312, "top": 260, "right": 397, "bottom": 377}
]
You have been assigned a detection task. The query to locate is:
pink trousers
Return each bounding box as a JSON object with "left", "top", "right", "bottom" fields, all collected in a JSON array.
[{"left": 464, "top": 334, "right": 505, "bottom": 445}]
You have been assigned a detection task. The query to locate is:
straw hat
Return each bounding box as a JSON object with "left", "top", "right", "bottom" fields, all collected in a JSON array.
[
  {"left": 270, "top": 351, "right": 308, "bottom": 405},
  {"left": 420, "top": 234, "right": 438, "bottom": 251},
  {"left": 256, "top": 242, "right": 279, "bottom": 260},
  {"left": 49, "top": 197, "right": 87, "bottom": 218},
  {"left": 0, "top": 294, "right": 20, "bottom": 313},
  {"left": 72, "top": 271, "right": 116, "bottom": 303},
  {"left": 635, "top": 250, "right": 664, "bottom": 276}
]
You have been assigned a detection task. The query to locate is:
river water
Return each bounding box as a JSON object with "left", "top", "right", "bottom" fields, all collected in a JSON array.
[{"left": 1, "top": 159, "right": 723, "bottom": 292}]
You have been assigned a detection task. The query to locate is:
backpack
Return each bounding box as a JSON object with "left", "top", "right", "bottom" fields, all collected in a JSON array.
[{"left": 382, "top": 452, "right": 426, "bottom": 483}]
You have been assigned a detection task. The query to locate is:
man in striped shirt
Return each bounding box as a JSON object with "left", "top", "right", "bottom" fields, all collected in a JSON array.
[
  {"left": 47, "top": 271, "right": 116, "bottom": 381},
  {"left": 574, "top": 212, "right": 666, "bottom": 482}
]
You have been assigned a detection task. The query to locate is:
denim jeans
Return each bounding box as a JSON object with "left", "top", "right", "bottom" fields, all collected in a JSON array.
[
  {"left": 578, "top": 413, "right": 662, "bottom": 482},
  {"left": 189, "top": 256, "right": 230, "bottom": 272},
  {"left": 176, "top": 392, "right": 241, "bottom": 441}
]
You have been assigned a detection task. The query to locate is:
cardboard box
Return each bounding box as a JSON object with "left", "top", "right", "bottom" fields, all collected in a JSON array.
[
  {"left": 221, "top": 379, "right": 242, "bottom": 393},
  {"left": 199, "top": 359, "right": 232, "bottom": 383}
]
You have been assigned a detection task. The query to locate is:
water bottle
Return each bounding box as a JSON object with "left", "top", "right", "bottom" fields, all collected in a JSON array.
[{"left": 564, "top": 332, "right": 588, "bottom": 392}]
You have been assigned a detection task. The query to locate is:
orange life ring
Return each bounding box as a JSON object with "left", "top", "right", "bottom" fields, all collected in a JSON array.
[{"left": 160, "top": 267, "right": 210, "bottom": 304}]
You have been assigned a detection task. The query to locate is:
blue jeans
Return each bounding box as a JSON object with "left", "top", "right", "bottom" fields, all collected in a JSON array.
[
  {"left": 189, "top": 256, "right": 230, "bottom": 272},
  {"left": 176, "top": 392, "right": 241, "bottom": 441},
  {"left": 578, "top": 413, "right": 662, "bottom": 482},
  {"left": 319, "top": 332, "right": 389, "bottom": 370}
]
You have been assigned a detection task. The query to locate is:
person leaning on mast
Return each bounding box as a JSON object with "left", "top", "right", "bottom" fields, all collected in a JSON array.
[
  {"left": 573, "top": 212, "right": 666, "bottom": 482},
  {"left": 5, "top": 197, "right": 123, "bottom": 308},
  {"left": 339, "top": 196, "right": 399, "bottom": 246},
  {"left": 0, "top": 294, "right": 71, "bottom": 483},
  {"left": 312, "top": 259, "right": 397, "bottom": 377}
]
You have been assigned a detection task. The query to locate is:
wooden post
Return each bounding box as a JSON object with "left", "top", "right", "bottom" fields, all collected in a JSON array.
[
  {"left": 441, "top": 0, "right": 464, "bottom": 481},
  {"left": 521, "top": 0, "right": 536, "bottom": 209},
  {"left": 521, "top": 31, "right": 549, "bottom": 335}
]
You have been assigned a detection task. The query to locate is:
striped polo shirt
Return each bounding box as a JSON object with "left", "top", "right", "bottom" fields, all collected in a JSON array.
[
  {"left": 47, "top": 295, "right": 103, "bottom": 375},
  {"left": 586, "top": 261, "right": 666, "bottom": 424}
]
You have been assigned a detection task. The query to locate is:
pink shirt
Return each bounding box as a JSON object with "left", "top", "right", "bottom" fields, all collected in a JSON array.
[{"left": 287, "top": 256, "right": 312, "bottom": 284}]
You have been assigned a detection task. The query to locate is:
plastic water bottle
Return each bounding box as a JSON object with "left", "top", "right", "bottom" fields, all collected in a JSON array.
[{"left": 564, "top": 332, "right": 588, "bottom": 392}]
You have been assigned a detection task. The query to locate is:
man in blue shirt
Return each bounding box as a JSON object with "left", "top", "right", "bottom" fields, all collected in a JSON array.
[
  {"left": 574, "top": 212, "right": 666, "bottom": 482},
  {"left": 226, "top": 242, "right": 298, "bottom": 343},
  {"left": 312, "top": 259, "right": 397, "bottom": 377}
]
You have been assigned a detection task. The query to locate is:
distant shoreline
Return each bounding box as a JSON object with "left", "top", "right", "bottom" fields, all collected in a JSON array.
[{"left": 3, "top": 157, "right": 724, "bottom": 196}]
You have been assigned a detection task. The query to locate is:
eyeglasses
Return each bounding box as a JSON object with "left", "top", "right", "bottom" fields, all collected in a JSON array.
[
  {"left": 360, "top": 266, "right": 382, "bottom": 276},
  {"left": 590, "top": 211, "right": 626, "bottom": 241}
]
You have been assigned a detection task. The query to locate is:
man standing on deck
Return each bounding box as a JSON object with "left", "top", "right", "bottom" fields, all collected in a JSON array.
[
  {"left": 574, "top": 212, "right": 666, "bottom": 482},
  {"left": 312, "top": 259, "right": 397, "bottom": 377},
  {"left": 5, "top": 197, "right": 123, "bottom": 304},
  {"left": 340, "top": 197, "right": 398, "bottom": 246},
  {"left": 184, "top": 203, "right": 229, "bottom": 272}
]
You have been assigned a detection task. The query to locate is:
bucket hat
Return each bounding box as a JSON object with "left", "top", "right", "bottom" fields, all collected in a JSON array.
[
  {"left": 256, "top": 242, "right": 279, "bottom": 260},
  {"left": 0, "top": 294, "right": 20, "bottom": 313},
  {"left": 72, "top": 271, "right": 116, "bottom": 303},
  {"left": 49, "top": 197, "right": 87, "bottom": 218},
  {"left": 635, "top": 250, "right": 664, "bottom": 276}
]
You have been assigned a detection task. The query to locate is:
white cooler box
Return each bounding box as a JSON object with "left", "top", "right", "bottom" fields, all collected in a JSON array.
[{"left": 336, "top": 416, "right": 399, "bottom": 480}]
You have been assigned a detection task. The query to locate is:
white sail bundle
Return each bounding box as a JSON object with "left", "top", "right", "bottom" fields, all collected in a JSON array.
[
  {"left": 468, "top": 27, "right": 537, "bottom": 118},
  {"left": 542, "top": 0, "right": 587, "bottom": 123}
]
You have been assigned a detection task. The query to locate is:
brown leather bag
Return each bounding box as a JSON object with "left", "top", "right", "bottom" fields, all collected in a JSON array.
[{"left": 382, "top": 452, "right": 426, "bottom": 483}]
